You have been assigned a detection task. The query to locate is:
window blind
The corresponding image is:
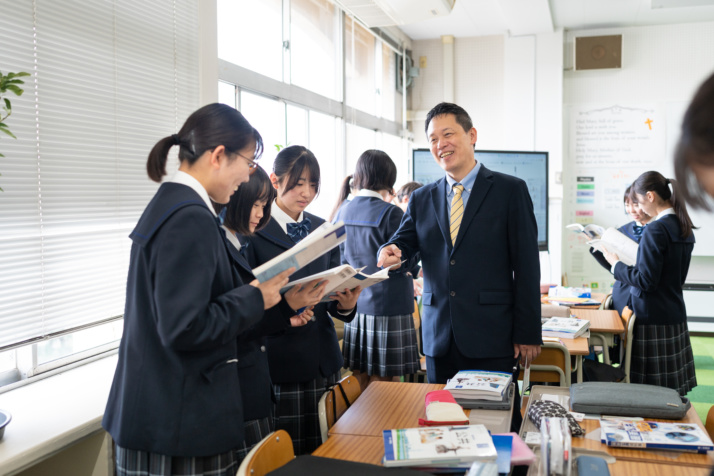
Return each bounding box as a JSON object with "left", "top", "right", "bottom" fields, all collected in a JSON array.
[{"left": 0, "top": 0, "right": 199, "bottom": 350}]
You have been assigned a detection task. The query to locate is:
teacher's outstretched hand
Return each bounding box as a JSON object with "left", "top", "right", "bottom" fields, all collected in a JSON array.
[{"left": 377, "top": 244, "right": 402, "bottom": 269}]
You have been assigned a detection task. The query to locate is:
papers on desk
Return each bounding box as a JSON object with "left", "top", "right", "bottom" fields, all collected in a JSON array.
[
  {"left": 251, "top": 221, "right": 346, "bottom": 282},
  {"left": 382, "top": 425, "right": 497, "bottom": 469}
]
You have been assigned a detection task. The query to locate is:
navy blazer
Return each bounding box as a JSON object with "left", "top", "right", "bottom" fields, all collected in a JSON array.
[
  {"left": 614, "top": 215, "right": 694, "bottom": 326},
  {"left": 103, "top": 183, "right": 265, "bottom": 457},
  {"left": 334, "top": 196, "right": 416, "bottom": 316},
  {"left": 245, "top": 212, "right": 357, "bottom": 383},
  {"left": 382, "top": 165, "right": 542, "bottom": 359},
  {"left": 221, "top": 231, "right": 295, "bottom": 421},
  {"left": 590, "top": 221, "right": 643, "bottom": 314}
]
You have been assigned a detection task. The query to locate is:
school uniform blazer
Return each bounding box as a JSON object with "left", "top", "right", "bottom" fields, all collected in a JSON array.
[
  {"left": 613, "top": 215, "right": 694, "bottom": 326},
  {"left": 222, "top": 233, "right": 293, "bottom": 420},
  {"left": 590, "top": 221, "right": 642, "bottom": 314},
  {"left": 246, "top": 212, "right": 357, "bottom": 383},
  {"left": 382, "top": 165, "right": 542, "bottom": 359},
  {"left": 103, "top": 183, "right": 264, "bottom": 457},
  {"left": 334, "top": 195, "right": 416, "bottom": 316}
]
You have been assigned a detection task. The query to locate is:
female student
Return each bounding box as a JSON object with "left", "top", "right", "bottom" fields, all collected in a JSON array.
[
  {"left": 394, "top": 181, "right": 423, "bottom": 213},
  {"left": 103, "top": 104, "right": 293, "bottom": 476},
  {"left": 603, "top": 171, "right": 697, "bottom": 396},
  {"left": 213, "top": 166, "right": 325, "bottom": 459},
  {"left": 332, "top": 150, "right": 420, "bottom": 391},
  {"left": 589, "top": 185, "right": 652, "bottom": 314},
  {"left": 244, "top": 145, "right": 361, "bottom": 455},
  {"left": 675, "top": 70, "right": 714, "bottom": 209}
]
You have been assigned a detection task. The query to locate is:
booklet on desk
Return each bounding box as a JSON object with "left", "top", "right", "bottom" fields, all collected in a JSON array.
[
  {"left": 444, "top": 370, "right": 512, "bottom": 402},
  {"left": 382, "top": 425, "right": 497, "bottom": 468},
  {"left": 279, "top": 262, "right": 400, "bottom": 302},
  {"left": 541, "top": 317, "right": 590, "bottom": 339},
  {"left": 599, "top": 419, "right": 714, "bottom": 453},
  {"left": 251, "top": 221, "right": 346, "bottom": 282}
]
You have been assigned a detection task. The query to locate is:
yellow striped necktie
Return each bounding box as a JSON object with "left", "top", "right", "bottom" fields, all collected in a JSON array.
[{"left": 450, "top": 184, "right": 464, "bottom": 245}]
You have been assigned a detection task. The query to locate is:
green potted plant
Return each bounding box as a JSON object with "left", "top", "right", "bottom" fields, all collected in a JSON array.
[{"left": 1, "top": 70, "right": 31, "bottom": 191}]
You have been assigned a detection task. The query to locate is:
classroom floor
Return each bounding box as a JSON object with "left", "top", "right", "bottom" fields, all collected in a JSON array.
[{"left": 688, "top": 335, "right": 714, "bottom": 423}]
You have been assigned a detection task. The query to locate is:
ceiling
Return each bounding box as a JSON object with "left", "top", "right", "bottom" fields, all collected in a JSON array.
[{"left": 397, "top": 0, "right": 714, "bottom": 40}]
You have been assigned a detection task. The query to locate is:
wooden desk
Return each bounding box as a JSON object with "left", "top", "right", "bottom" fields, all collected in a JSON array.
[
  {"left": 329, "top": 381, "right": 513, "bottom": 438},
  {"left": 521, "top": 386, "right": 714, "bottom": 469},
  {"left": 538, "top": 336, "right": 589, "bottom": 383},
  {"left": 572, "top": 308, "right": 624, "bottom": 335},
  {"left": 312, "top": 434, "right": 384, "bottom": 465}
]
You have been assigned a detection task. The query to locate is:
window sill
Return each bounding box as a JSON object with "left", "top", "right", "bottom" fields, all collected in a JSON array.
[{"left": 0, "top": 355, "right": 117, "bottom": 475}]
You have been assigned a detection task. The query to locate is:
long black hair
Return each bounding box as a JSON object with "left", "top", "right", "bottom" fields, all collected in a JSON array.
[
  {"left": 146, "top": 103, "right": 263, "bottom": 183},
  {"left": 273, "top": 145, "right": 320, "bottom": 196},
  {"left": 214, "top": 166, "right": 275, "bottom": 236},
  {"left": 631, "top": 171, "right": 695, "bottom": 238},
  {"left": 329, "top": 174, "right": 353, "bottom": 222},
  {"left": 674, "top": 71, "right": 714, "bottom": 211}
]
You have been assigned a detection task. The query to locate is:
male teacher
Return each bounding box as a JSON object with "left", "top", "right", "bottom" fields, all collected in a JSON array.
[{"left": 378, "top": 102, "right": 542, "bottom": 430}]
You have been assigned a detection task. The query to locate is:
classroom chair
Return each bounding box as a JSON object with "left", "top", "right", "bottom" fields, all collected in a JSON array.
[
  {"left": 406, "top": 298, "right": 427, "bottom": 383},
  {"left": 518, "top": 342, "right": 572, "bottom": 388},
  {"left": 599, "top": 293, "right": 614, "bottom": 310},
  {"left": 541, "top": 303, "right": 571, "bottom": 318},
  {"left": 317, "top": 375, "right": 361, "bottom": 443},
  {"left": 236, "top": 429, "right": 295, "bottom": 476},
  {"left": 706, "top": 405, "right": 714, "bottom": 441},
  {"left": 619, "top": 306, "right": 637, "bottom": 383}
]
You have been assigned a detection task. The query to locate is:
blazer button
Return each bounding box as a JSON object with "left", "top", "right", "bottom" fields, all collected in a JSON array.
[
  {"left": 260, "top": 345, "right": 266, "bottom": 352},
  {"left": 450, "top": 291, "right": 456, "bottom": 297},
  {"left": 450, "top": 260, "right": 456, "bottom": 265}
]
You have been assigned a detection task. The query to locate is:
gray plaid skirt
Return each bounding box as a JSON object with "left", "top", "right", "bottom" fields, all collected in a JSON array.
[
  {"left": 342, "top": 312, "right": 419, "bottom": 377},
  {"left": 630, "top": 322, "right": 697, "bottom": 396},
  {"left": 273, "top": 372, "right": 340, "bottom": 456},
  {"left": 115, "top": 417, "right": 271, "bottom": 476}
]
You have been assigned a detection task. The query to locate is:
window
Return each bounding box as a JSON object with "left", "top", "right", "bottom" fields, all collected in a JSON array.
[
  {"left": 239, "top": 90, "right": 286, "bottom": 176},
  {"left": 345, "top": 17, "right": 377, "bottom": 115},
  {"left": 307, "top": 110, "right": 341, "bottom": 219},
  {"left": 0, "top": 1, "right": 198, "bottom": 382}
]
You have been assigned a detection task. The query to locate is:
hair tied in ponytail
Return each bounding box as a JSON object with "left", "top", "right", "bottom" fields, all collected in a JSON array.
[{"left": 172, "top": 134, "right": 181, "bottom": 146}]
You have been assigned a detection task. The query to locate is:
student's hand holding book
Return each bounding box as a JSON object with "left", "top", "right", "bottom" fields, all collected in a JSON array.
[
  {"left": 284, "top": 278, "right": 328, "bottom": 313},
  {"left": 290, "top": 305, "right": 314, "bottom": 327},
  {"left": 377, "top": 244, "right": 402, "bottom": 269},
  {"left": 601, "top": 245, "right": 620, "bottom": 266},
  {"left": 330, "top": 285, "right": 362, "bottom": 311},
  {"left": 250, "top": 268, "right": 295, "bottom": 310}
]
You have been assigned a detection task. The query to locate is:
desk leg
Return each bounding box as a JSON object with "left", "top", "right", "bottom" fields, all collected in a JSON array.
[{"left": 576, "top": 356, "right": 583, "bottom": 383}]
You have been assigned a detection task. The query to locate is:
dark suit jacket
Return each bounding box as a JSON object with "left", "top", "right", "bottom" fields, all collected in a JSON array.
[
  {"left": 383, "top": 165, "right": 542, "bottom": 359},
  {"left": 590, "top": 221, "right": 642, "bottom": 314},
  {"left": 614, "top": 215, "right": 694, "bottom": 325},
  {"left": 103, "top": 183, "right": 264, "bottom": 457},
  {"left": 246, "top": 212, "right": 357, "bottom": 383},
  {"left": 334, "top": 195, "right": 416, "bottom": 316}
]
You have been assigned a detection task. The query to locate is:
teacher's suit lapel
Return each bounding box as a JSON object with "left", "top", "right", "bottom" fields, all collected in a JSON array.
[
  {"left": 453, "top": 165, "right": 493, "bottom": 251},
  {"left": 430, "top": 178, "right": 451, "bottom": 248}
]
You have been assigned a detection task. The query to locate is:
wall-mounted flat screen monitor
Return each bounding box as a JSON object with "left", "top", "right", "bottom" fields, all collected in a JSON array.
[{"left": 412, "top": 149, "right": 548, "bottom": 251}]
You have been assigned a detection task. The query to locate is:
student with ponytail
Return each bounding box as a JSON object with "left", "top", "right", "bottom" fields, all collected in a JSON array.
[
  {"left": 103, "top": 104, "right": 294, "bottom": 476},
  {"left": 244, "top": 145, "right": 361, "bottom": 455},
  {"left": 328, "top": 174, "right": 355, "bottom": 222},
  {"left": 603, "top": 171, "right": 697, "bottom": 395}
]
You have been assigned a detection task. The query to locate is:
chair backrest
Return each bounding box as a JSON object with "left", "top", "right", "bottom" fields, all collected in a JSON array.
[
  {"left": 599, "top": 293, "right": 614, "bottom": 310},
  {"left": 317, "top": 375, "right": 361, "bottom": 443},
  {"left": 518, "top": 342, "right": 571, "bottom": 387},
  {"left": 541, "top": 304, "right": 571, "bottom": 318},
  {"left": 620, "top": 306, "right": 636, "bottom": 383},
  {"left": 236, "top": 430, "right": 294, "bottom": 476},
  {"left": 706, "top": 405, "right": 714, "bottom": 441}
]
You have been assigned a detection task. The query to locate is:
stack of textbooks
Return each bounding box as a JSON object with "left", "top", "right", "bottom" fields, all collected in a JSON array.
[
  {"left": 541, "top": 317, "right": 590, "bottom": 339},
  {"left": 444, "top": 370, "right": 513, "bottom": 409},
  {"left": 600, "top": 419, "right": 714, "bottom": 453},
  {"left": 382, "top": 424, "right": 497, "bottom": 470}
]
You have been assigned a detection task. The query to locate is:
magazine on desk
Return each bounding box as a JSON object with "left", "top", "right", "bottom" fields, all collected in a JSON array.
[
  {"left": 600, "top": 419, "right": 714, "bottom": 453},
  {"left": 382, "top": 425, "right": 497, "bottom": 468},
  {"left": 279, "top": 261, "right": 403, "bottom": 302},
  {"left": 444, "top": 370, "right": 512, "bottom": 402},
  {"left": 541, "top": 317, "right": 590, "bottom": 339},
  {"left": 566, "top": 224, "right": 638, "bottom": 266},
  {"left": 251, "top": 221, "right": 346, "bottom": 282}
]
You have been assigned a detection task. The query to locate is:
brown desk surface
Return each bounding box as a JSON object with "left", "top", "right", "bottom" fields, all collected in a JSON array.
[
  {"left": 557, "top": 336, "right": 590, "bottom": 355},
  {"left": 521, "top": 386, "right": 714, "bottom": 468},
  {"left": 572, "top": 308, "right": 625, "bottom": 334},
  {"left": 313, "top": 434, "right": 384, "bottom": 465}
]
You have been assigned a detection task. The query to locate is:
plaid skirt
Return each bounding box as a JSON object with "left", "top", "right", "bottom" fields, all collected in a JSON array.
[
  {"left": 630, "top": 322, "right": 697, "bottom": 396},
  {"left": 115, "top": 417, "right": 272, "bottom": 476},
  {"left": 273, "top": 372, "right": 340, "bottom": 455},
  {"left": 342, "top": 312, "right": 419, "bottom": 377}
]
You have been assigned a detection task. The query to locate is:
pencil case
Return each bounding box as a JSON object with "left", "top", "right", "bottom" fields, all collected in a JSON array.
[
  {"left": 418, "top": 390, "right": 469, "bottom": 426},
  {"left": 570, "top": 382, "right": 690, "bottom": 419}
]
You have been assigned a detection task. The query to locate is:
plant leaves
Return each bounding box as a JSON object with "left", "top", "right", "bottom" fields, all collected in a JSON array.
[
  {"left": 5, "top": 85, "right": 23, "bottom": 96},
  {"left": 3, "top": 98, "right": 10, "bottom": 111},
  {"left": 6, "top": 79, "right": 26, "bottom": 86},
  {"left": 0, "top": 126, "right": 17, "bottom": 139}
]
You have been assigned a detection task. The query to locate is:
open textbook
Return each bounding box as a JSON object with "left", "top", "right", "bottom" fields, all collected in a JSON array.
[
  {"left": 279, "top": 263, "right": 400, "bottom": 302},
  {"left": 566, "top": 223, "right": 638, "bottom": 266},
  {"left": 251, "top": 221, "right": 346, "bottom": 282}
]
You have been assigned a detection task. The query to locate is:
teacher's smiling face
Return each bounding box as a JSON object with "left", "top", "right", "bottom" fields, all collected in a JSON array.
[{"left": 427, "top": 113, "right": 477, "bottom": 183}]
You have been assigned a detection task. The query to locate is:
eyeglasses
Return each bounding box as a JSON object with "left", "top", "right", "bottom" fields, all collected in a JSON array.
[{"left": 236, "top": 151, "right": 259, "bottom": 174}]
